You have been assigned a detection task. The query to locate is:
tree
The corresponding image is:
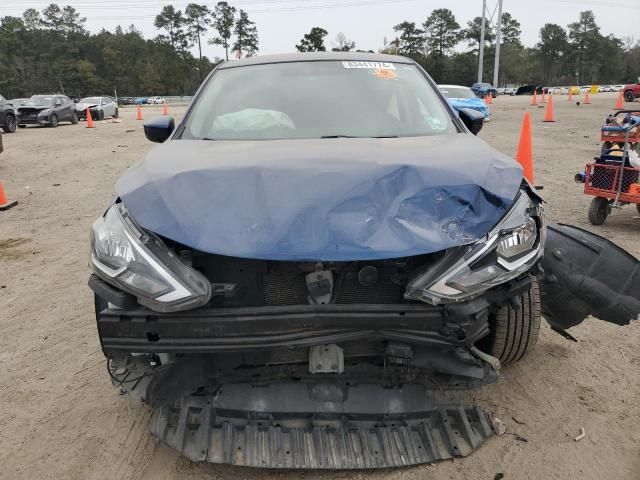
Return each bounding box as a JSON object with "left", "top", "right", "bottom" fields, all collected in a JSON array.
[
  {"left": 41, "top": 4, "right": 86, "bottom": 35},
  {"left": 184, "top": 4, "right": 210, "bottom": 61},
  {"left": 22, "top": 9, "right": 42, "bottom": 30},
  {"left": 499, "top": 12, "right": 521, "bottom": 45},
  {"left": 296, "top": 27, "right": 328, "bottom": 52},
  {"left": 423, "top": 9, "right": 459, "bottom": 57},
  {"left": 463, "top": 16, "right": 494, "bottom": 50},
  {"left": 536, "top": 23, "right": 568, "bottom": 84},
  {"left": 331, "top": 32, "right": 355, "bottom": 52},
  {"left": 392, "top": 21, "right": 424, "bottom": 56},
  {"left": 154, "top": 5, "right": 189, "bottom": 53},
  {"left": 232, "top": 9, "right": 258, "bottom": 58},
  {"left": 209, "top": 1, "right": 236, "bottom": 61},
  {"left": 568, "top": 10, "right": 601, "bottom": 82}
]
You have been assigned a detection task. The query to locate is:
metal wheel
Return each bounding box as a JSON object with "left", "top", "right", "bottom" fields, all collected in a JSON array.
[
  {"left": 588, "top": 197, "right": 609, "bottom": 225},
  {"left": 2, "top": 113, "right": 16, "bottom": 133},
  {"left": 49, "top": 114, "right": 58, "bottom": 128},
  {"left": 624, "top": 90, "right": 635, "bottom": 102}
]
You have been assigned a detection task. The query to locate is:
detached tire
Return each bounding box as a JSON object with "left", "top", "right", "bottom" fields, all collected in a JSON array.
[
  {"left": 480, "top": 280, "right": 541, "bottom": 365},
  {"left": 588, "top": 197, "right": 609, "bottom": 225}
]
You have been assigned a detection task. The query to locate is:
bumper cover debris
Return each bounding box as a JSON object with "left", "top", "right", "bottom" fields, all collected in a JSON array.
[{"left": 149, "top": 383, "right": 493, "bottom": 469}]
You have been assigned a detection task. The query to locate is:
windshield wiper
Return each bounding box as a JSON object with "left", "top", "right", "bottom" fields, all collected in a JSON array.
[{"left": 320, "top": 135, "right": 398, "bottom": 139}]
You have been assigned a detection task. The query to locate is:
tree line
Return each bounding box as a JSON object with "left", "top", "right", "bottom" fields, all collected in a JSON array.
[{"left": 0, "top": 4, "right": 638, "bottom": 99}]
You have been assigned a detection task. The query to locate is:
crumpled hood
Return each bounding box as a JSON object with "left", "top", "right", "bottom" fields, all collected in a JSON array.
[
  {"left": 116, "top": 135, "right": 523, "bottom": 261},
  {"left": 76, "top": 102, "right": 98, "bottom": 111},
  {"left": 18, "top": 105, "right": 50, "bottom": 112}
]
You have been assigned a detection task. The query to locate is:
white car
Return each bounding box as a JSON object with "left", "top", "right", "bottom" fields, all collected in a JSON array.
[
  {"left": 599, "top": 85, "right": 613, "bottom": 93},
  {"left": 148, "top": 96, "right": 166, "bottom": 104},
  {"left": 76, "top": 96, "right": 118, "bottom": 120},
  {"left": 611, "top": 85, "right": 625, "bottom": 92}
]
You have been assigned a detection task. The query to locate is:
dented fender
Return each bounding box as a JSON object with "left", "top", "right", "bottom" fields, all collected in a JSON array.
[{"left": 540, "top": 223, "right": 640, "bottom": 329}]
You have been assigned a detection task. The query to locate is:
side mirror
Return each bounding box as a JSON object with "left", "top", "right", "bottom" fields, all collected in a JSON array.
[
  {"left": 144, "top": 116, "right": 175, "bottom": 143},
  {"left": 458, "top": 107, "right": 484, "bottom": 135}
]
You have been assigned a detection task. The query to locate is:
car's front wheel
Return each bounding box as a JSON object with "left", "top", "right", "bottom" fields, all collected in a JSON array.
[
  {"left": 49, "top": 114, "right": 58, "bottom": 128},
  {"left": 2, "top": 113, "right": 16, "bottom": 133},
  {"left": 71, "top": 112, "right": 78, "bottom": 125},
  {"left": 113, "top": 108, "right": 119, "bottom": 119},
  {"left": 479, "top": 279, "right": 541, "bottom": 365}
]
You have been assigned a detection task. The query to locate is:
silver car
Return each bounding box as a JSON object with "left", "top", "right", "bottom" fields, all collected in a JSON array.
[{"left": 76, "top": 96, "right": 118, "bottom": 120}]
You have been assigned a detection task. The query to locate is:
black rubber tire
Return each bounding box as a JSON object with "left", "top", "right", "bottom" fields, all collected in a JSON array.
[
  {"left": 588, "top": 197, "right": 609, "bottom": 225},
  {"left": 98, "top": 110, "right": 104, "bottom": 121},
  {"left": 480, "top": 280, "right": 541, "bottom": 365},
  {"left": 71, "top": 112, "right": 78, "bottom": 125},
  {"left": 624, "top": 90, "right": 635, "bottom": 102},
  {"left": 2, "top": 113, "right": 16, "bottom": 133},
  {"left": 49, "top": 114, "right": 58, "bottom": 128},
  {"left": 113, "top": 108, "right": 119, "bottom": 119}
]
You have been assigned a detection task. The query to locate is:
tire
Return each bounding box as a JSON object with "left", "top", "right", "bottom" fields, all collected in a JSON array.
[
  {"left": 624, "top": 90, "right": 635, "bottom": 102},
  {"left": 71, "top": 112, "right": 78, "bottom": 125},
  {"left": 113, "top": 108, "right": 119, "bottom": 119},
  {"left": 2, "top": 113, "right": 16, "bottom": 133},
  {"left": 588, "top": 197, "right": 609, "bottom": 225},
  {"left": 479, "top": 279, "right": 541, "bottom": 365},
  {"left": 49, "top": 114, "right": 58, "bottom": 128}
]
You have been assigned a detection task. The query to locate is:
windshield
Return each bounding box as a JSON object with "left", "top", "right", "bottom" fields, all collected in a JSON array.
[
  {"left": 28, "top": 95, "right": 54, "bottom": 106},
  {"left": 183, "top": 61, "right": 457, "bottom": 140},
  {"left": 439, "top": 86, "right": 476, "bottom": 99},
  {"left": 80, "top": 97, "right": 101, "bottom": 104}
]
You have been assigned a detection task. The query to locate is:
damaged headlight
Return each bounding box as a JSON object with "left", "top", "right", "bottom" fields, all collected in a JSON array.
[
  {"left": 90, "top": 203, "right": 211, "bottom": 312},
  {"left": 405, "top": 191, "right": 545, "bottom": 304}
]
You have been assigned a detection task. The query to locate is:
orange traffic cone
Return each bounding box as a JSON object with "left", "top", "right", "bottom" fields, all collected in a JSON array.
[
  {"left": 162, "top": 103, "right": 169, "bottom": 116},
  {"left": 85, "top": 108, "right": 95, "bottom": 128},
  {"left": 136, "top": 105, "right": 143, "bottom": 121},
  {"left": 568, "top": 91, "right": 573, "bottom": 101},
  {"left": 543, "top": 94, "right": 555, "bottom": 122},
  {"left": 584, "top": 91, "right": 591, "bottom": 105},
  {"left": 540, "top": 91, "right": 546, "bottom": 103},
  {"left": 531, "top": 91, "right": 538, "bottom": 106},
  {"left": 0, "top": 181, "right": 18, "bottom": 211},
  {"left": 516, "top": 112, "right": 534, "bottom": 183},
  {"left": 615, "top": 91, "right": 624, "bottom": 110}
]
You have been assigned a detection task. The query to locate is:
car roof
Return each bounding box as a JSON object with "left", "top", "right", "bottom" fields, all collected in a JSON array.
[{"left": 217, "top": 52, "right": 414, "bottom": 69}]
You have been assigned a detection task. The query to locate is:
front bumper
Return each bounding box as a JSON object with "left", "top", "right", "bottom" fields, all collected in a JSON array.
[{"left": 18, "top": 114, "right": 50, "bottom": 125}]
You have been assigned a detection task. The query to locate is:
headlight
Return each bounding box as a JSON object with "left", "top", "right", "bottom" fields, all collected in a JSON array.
[
  {"left": 90, "top": 203, "right": 211, "bottom": 312},
  {"left": 405, "top": 191, "right": 544, "bottom": 304},
  {"left": 38, "top": 109, "right": 52, "bottom": 116}
]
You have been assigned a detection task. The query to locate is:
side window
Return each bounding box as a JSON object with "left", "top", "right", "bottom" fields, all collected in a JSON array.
[{"left": 54, "top": 97, "right": 62, "bottom": 106}]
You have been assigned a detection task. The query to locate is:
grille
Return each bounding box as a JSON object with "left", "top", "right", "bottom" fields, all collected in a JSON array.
[{"left": 262, "top": 264, "right": 405, "bottom": 306}]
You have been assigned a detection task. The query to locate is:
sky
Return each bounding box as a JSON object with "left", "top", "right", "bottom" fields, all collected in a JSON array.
[{"left": 1, "top": 0, "right": 639, "bottom": 60}]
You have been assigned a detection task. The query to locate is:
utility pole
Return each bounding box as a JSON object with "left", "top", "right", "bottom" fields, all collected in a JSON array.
[
  {"left": 477, "top": 0, "right": 486, "bottom": 83},
  {"left": 492, "top": 0, "right": 503, "bottom": 87}
]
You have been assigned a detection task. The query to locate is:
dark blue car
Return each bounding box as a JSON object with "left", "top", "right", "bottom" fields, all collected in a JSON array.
[
  {"left": 88, "top": 52, "right": 639, "bottom": 470},
  {"left": 471, "top": 82, "right": 498, "bottom": 98}
]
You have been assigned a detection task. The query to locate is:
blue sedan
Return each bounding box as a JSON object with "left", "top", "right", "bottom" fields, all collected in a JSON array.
[{"left": 439, "top": 85, "right": 489, "bottom": 119}]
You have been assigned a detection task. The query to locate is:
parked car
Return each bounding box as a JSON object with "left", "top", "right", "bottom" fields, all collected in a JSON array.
[
  {"left": 579, "top": 85, "right": 592, "bottom": 93},
  {"left": 471, "top": 82, "right": 497, "bottom": 98},
  {"left": 118, "top": 97, "right": 136, "bottom": 105},
  {"left": 547, "top": 86, "right": 568, "bottom": 95},
  {"left": 76, "top": 96, "right": 119, "bottom": 120},
  {"left": 623, "top": 81, "right": 640, "bottom": 102},
  {"left": 134, "top": 97, "right": 149, "bottom": 105},
  {"left": 439, "top": 84, "right": 489, "bottom": 118},
  {"left": 0, "top": 95, "right": 17, "bottom": 133},
  {"left": 515, "top": 85, "right": 542, "bottom": 95},
  {"left": 147, "top": 96, "right": 166, "bottom": 104},
  {"left": 17, "top": 94, "right": 78, "bottom": 128},
  {"left": 611, "top": 84, "right": 625, "bottom": 92},
  {"left": 599, "top": 85, "right": 613, "bottom": 93},
  {"left": 568, "top": 86, "right": 581, "bottom": 95},
  {"left": 8, "top": 97, "right": 28, "bottom": 107},
  {"left": 88, "top": 52, "right": 640, "bottom": 469}
]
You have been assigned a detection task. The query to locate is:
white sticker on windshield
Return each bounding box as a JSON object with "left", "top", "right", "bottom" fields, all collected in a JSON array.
[{"left": 342, "top": 61, "right": 396, "bottom": 70}]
